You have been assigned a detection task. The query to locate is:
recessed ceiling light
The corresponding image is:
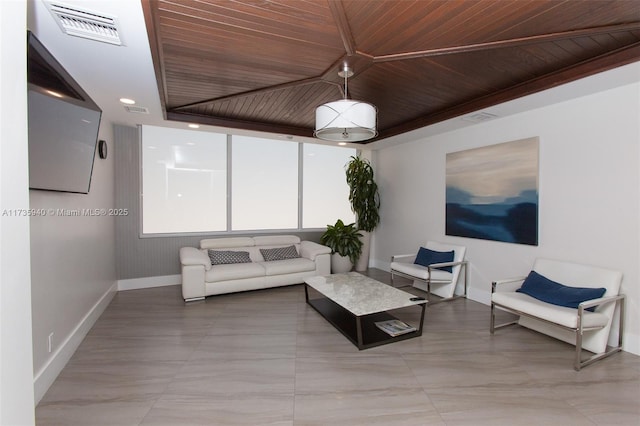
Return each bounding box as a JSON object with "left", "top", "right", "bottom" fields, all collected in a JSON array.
[
  {"left": 338, "top": 142, "right": 347, "bottom": 146},
  {"left": 46, "top": 90, "right": 63, "bottom": 98},
  {"left": 119, "top": 98, "right": 136, "bottom": 105},
  {"left": 188, "top": 124, "right": 200, "bottom": 129}
]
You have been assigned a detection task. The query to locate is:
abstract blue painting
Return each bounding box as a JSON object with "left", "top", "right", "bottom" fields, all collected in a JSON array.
[{"left": 446, "top": 137, "right": 539, "bottom": 245}]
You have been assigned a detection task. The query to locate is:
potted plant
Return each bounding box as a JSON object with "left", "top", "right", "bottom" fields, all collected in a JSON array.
[
  {"left": 345, "top": 155, "right": 380, "bottom": 271},
  {"left": 320, "top": 219, "right": 363, "bottom": 273}
]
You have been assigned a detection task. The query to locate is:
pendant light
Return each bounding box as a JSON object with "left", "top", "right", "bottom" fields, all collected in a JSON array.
[{"left": 314, "top": 65, "right": 377, "bottom": 142}]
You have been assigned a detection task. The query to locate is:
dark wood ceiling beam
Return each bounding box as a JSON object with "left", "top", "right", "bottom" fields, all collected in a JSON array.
[
  {"left": 379, "top": 42, "right": 640, "bottom": 141},
  {"left": 172, "top": 76, "right": 326, "bottom": 110},
  {"left": 327, "top": 0, "right": 356, "bottom": 55},
  {"left": 179, "top": 52, "right": 377, "bottom": 112},
  {"left": 171, "top": 52, "right": 376, "bottom": 112},
  {"left": 373, "top": 22, "right": 640, "bottom": 63}
]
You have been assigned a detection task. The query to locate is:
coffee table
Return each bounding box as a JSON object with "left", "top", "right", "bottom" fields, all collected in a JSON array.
[{"left": 304, "top": 272, "right": 427, "bottom": 350}]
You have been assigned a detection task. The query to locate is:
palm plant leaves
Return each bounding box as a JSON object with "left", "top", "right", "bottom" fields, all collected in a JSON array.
[{"left": 345, "top": 156, "right": 380, "bottom": 232}]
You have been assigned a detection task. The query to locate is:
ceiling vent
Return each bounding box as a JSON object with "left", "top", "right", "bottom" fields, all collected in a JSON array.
[
  {"left": 45, "top": 2, "right": 124, "bottom": 46},
  {"left": 124, "top": 105, "right": 150, "bottom": 114},
  {"left": 462, "top": 112, "right": 499, "bottom": 123}
]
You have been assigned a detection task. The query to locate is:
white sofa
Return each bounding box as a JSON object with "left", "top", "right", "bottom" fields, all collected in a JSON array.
[{"left": 179, "top": 235, "right": 331, "bottom": 302}]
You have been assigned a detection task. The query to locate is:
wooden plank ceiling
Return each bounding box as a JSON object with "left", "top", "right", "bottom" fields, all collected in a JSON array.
[{"left": 142, "top": 0, "right": 640, "bottom": 143}]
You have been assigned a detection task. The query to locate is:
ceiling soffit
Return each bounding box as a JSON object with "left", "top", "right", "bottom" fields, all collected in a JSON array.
[{"left": 143, "top": 0, "right": 640, "bottom": 142}]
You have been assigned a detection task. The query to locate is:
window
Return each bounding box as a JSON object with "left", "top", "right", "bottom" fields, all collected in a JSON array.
[
  {"left": 231, "top": 136, "right": 298, "bottom": 230},
  {"left": 303, "top": 143, "right": 355, "bottom": 228},
  {"left": 141, "top": 125, "right": 357, "bottom": 235},
  {"left": 141, "top": 125, "right": 226, "bottom": 234}
]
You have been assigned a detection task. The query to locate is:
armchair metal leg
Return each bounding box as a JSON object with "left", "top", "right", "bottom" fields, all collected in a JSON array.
[
  {"left": 574, "top": 296, "right": 625, "bottom": 371},
  {"left": 389, "top": 255, "right": 398, "bottom": 288},
  {"left": 389, "top": 267, "right": 410, "bottom": 289},
  {"left": 426, "top": 261, "right": 468, "bottom": 305},
  {"left": 490, "top": 283, "right": 519, "bottom": 332},
  {"left": 490, "top": 304, "right": 519, "bottom": 332},
  {"left": 490, "top": 302, "right": 495, "bottom": 334}
]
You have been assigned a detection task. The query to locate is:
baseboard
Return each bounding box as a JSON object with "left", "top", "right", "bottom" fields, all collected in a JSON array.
[
  {"left": 117, "top": 274, "right": 181, "bottom": 291},
  {"left": 33, "top": 282, "right": 117, "bottom": 404}
]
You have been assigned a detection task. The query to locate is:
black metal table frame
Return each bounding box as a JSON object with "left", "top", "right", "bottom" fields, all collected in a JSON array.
[{"left": 304, "top": 283, "right": 427, "bottom": 350}]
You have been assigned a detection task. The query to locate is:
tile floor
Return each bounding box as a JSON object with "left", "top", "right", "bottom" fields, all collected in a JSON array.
[{"left": 36, "top": 270, "right": 640, "bottom": 425}]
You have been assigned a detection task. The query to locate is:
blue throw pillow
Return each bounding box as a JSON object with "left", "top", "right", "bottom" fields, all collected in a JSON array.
[
  {"left": 414, "top": 247, "right": 454, "bottom": 273},
  {"left": 516, "top": 270, "right": 605, "bottom": 311}
]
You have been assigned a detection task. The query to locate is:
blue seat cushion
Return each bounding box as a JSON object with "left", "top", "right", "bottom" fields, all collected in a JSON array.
[
  {"left": 414, "top": 247, "right": 454, "bottom": 272},
  {"left": 516, "top": 270, "right": 606, "bottom": 311}
]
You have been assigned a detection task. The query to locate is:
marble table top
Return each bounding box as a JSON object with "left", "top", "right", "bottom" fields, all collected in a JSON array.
[{"left": 304, "top": 272, "right": 426, "bottom": 316}]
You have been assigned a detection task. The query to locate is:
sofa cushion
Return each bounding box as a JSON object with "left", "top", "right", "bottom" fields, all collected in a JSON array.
[
  {"left": 517, "top": 271, "right": 606, "bottom": 311},
  {"left": 253, "top": 235, "right": 300, "bottom": 246},
  {"left": 208, "top": 250, "right": 252, "bottom": 265},
  {"left": 205, "top": 262, "right": 265, "bottom": 283},
  {"left": 390, "top": 262, "right": 453, "bottom": 283},
  {"left": 414, "top": 247, "right": 454, "bottom": 272},
  {"left": 260, "top": 245, "right": 300, "bottom": 261},
  {"left": 492, "top": 292, "right": 609, "bottom": 329},
  {"left": 261, "top": 258, "right": 316, "bottom": 276},
  {"left": 201, "top": 237, "right": 254, "bottom": 250}
]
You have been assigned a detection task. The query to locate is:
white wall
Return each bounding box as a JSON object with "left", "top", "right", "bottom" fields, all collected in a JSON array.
[
  {"left": 26, "top": 0, "right": 130, "bottom": 402},
  {"left": 29, "top": 118, "right": 118, "bottom": 403},
  {"left": 373, "top": 79, "right": 640, "bottom": 355},
  {"left": 0, "top": 1, "right": 36, "bottom": 424},
  {"left": 25, "top": 0, "right": 120, "bottom": 405}
]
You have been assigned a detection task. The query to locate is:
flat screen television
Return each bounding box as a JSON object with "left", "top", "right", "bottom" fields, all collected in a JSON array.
[{"left": 27, "top": 31, "right": 102, "bottom": 194}]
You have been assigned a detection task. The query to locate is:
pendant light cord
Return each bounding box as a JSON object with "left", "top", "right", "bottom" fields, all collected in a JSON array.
[{"left": 343, "top": 65, "right": 348, "bottom": 100}]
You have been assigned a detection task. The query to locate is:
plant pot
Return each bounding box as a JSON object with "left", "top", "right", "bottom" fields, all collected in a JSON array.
[
  {"left": 355, "top": 230, "right": 371, "bottom": 272},
  {"left": 331, "top": 253, "right": 353, "bottom": 273}
]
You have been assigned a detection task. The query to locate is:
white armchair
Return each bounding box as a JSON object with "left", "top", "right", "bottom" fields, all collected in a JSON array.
[
  {"left": 491, "top": 258, "right": 625, "bottom": 370},
  {"left": 390, "top": 241, "right": 467, "bottom": 304}
]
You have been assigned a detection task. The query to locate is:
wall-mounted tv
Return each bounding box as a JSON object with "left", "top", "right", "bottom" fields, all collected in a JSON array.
[{"left": 27, "top": 31, "right": 102, "bottom": 194}]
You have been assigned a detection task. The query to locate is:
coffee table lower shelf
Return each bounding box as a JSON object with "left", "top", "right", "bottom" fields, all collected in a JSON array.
[{"left": 305, "top": 284, "right": 426, "bottom": 350}]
